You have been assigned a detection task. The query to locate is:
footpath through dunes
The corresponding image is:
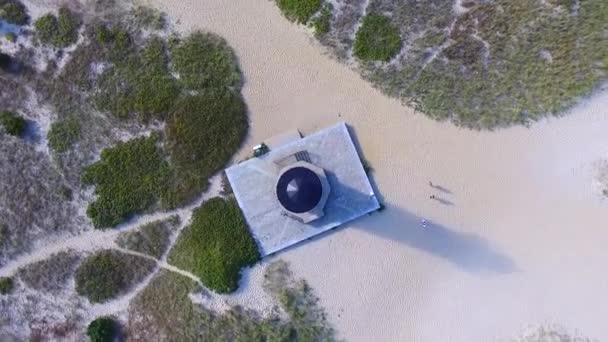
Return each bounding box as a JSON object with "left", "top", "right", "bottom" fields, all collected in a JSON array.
[{"left": 145, "top": 0, "right": 608, "bottom": 341}]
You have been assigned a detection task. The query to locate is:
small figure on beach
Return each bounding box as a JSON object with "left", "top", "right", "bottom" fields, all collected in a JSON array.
[
  {"left": 429, "top": 181, "right": 434, "bottom": 187},
  {"left": 430, "top": 195, "right": 436, "bottom": 200}
]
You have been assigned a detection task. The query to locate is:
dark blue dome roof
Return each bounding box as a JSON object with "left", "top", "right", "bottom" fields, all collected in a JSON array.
[{"left": 276, "top": 166, "right": 323, "bottom": 213}]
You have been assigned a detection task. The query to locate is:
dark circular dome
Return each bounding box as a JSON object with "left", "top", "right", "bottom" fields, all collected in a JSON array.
[{"left": 276, "top": 166, "right": 323, "bottom": 213}]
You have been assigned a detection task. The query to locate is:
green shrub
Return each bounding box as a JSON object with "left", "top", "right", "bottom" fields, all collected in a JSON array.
[
  {"left": 311, "top": 3, "right": 332, "bottom": 37},
  {"left": 48, "top": 118, "right": 80, "bottom": 153},
  {"left": 0, "top": 52, "right": 11, "bottom": 70},
  {"left": 116, "top": 216, "right": 178, "bottom": 258},
  {"left": 75, "top": 249, "right": 156, "bottom": 303},
  {"left": 131, "top": 5, "right": 165, "bottom": 30},
  {"left": 171, "top": 31, "right": 242, "bottom": 90},
  {"left": 34, "top": 7, "right": 81, "bottom": 47},
  {"left": 276, "top": 0, "right": 322, "bottom": 24},
  {"left": 18, "top": 251, "right": 80, "bottom": 293},
  {"left": 163, "top": 90, "right": 248, "bottom": 207},
  {"left": 4, "top": 32, "right": 16, "bottom": 42},
  {"left": 0, "top": 276, "right": 14, "bottom": 294},
  {"left": 0, "top": 110, "right": 27, "bottom": 136},
  {"left": 82, "top": 134, "right": 171, "bottom": 228},
  {"left": 168, "top": 197, "right": 260, "bottom": 293},
  {"left": 0, "top": 0, "right": 29, "bottom": 25},
  {"left": 354, "top": 14, "right": 402, "bottom": 62},
  {"left": 0, "top": 223, "right": 8, "bottom": 246},
  {"left": 87, "top": 316, "right": 119, "bottom": 342}
]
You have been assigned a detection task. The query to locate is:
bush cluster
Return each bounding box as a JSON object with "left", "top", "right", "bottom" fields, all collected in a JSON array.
[
  {"left": 18, "top": 251, "right": 80, "bottom": 293},
  {"left": 0, "top": 0, "right": 29, "bottom": 25},
  {"left": 354, "top": 14, "right": 402, "bottom": 62},
  {"left": 0, "top": 110, "right": 26, "bottom": 136},
  {"left": 163, "top": 90, "right": 248, "bottom": 207},
  {"left": 75, "top": 249, "right": 156, "bottom": 303},
  {"left": 311, "top": 3, "right": 332, "bottom": 37},
  {"left": 116, "top": 216, "right": 178, "bottom": 258},
  {"left": 82, "top": 134, "right": 171, "bottom": 228},
  {"left": 34, "top": 7, "right": 81, "bottom": 47},
  {"left": 276, "top": 0, "right": 322, "bottom": 24},
  {"left": 48, "top": 118, "right": 80, "bottom": 153},
  {"left": 87, "top": 317, "right": 119, "bottom": 342},
  {"left": 0, "top": 276, "right": 13, "bottom": 294},
  {"left": 168, "top": 197, "right": 260, "bottom": 293}
]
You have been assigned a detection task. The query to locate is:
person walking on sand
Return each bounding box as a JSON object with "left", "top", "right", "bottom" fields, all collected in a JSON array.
[
  {"left": 429, "top": 181, "right": 434, "bottom": 187},
  {"left": 430, "top": 195, "right": 436, "bottom": 200}
]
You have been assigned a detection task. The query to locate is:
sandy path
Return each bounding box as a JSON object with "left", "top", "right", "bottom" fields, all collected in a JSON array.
[{"left": 144, "top": 0, "right": 608, "bottom": 341}]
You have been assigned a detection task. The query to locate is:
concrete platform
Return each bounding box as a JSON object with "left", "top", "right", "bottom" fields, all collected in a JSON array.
[{"left": 226, "top": 122, "right": 380, "bottom": 256}]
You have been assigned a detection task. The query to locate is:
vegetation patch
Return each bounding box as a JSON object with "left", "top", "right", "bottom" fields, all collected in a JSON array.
[
  {"left": 0, "top": 0, "right": 29, "bottom": 25},
  {"left": 18, "top": 250, "right": 80, "bottom": 293},
  {"left": 75, "top": 249, "right": 156, "bottom": 303},
  {"left": 276, "top": 0, "right": 323, "bottom": 24},
  {"left": 48, "top": 118, "right": 80, "bottom": 153},
  {"left": 128, "top": 261, "right": 334, "bottom": 341},
  {"left": 163, "top": 91, "right": 248, "bottom": 207},
  {"left": 82, "top": 134, "right": 171, "bottom": 228},
  {"left": 311, "top": 3, "right": 332, "bottom": 37},
  {"left": 171, "top": 32, "right": 242, "bottom": 91},
  {"left": 34, "top": 7, "right": 81, "bottom": 48},
  {"left": 168, "top": 197, "right": 260, "bottom": 293},
  {"left": 130, "top": 5, "right": 166, "bottom": 30},
  {"left": 0, "top": 110, "right": 26, "bottom": 136},
  {"left": 0, "top": 276, "right": 13, "bottom": 294},
  {"left": 87, "top": 316, "right": 121, "bottom": 342},
  {"left": 116, "top": 216, "right": 179, "bottom": 259},
  {"left": 354, "top": 14, "right": 402, "bottom": 62}
]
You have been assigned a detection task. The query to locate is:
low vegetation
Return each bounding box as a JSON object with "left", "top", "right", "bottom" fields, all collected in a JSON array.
[
  {"left": 276, "top": 0, "right": 323, "bottom": 24},
  {"left": 354, "top": 14, "right": 402, "bottom": 62},
  {"left": 87, "top": 317, "right": 120, "bottom": 342},
  {"left": 34, "top": 7, "right": 81, "bottom": 48},
  {"left": 0, "top": 276, "right": 13, "bottom": 294},
  {"left": 171, "top": 32, "right": 242, "bottom": 90},
  {"left": 74, "top": 249, "right": 156, "bottom": 303},
  {"left": 311, "top": 3, "right": 332, "bottom": 37},
  {"left": 0, "top": 110, "right": 26, "bottom": 136},
  {"left": 48, "top": 118, "right": 80, "bottom": 153},
  {"left": 278, "top": 0, "right": 608, "bottom": 128},
  {"left": 163, "top": 91, "right": 248, "bottom": 207},
  {"left": 116, "top": 216, "right": 179, "bottom": 258},
  {"left": 168, "top": 197, "right": 260, "bottom": 293},
  {"left": 128, "top": 261, "right": 335, "bottom": 341},
  {"left": 82, "top": 134, "right": 171, "bottom": 228},
  {"left": 0, "top": 0, "right": 29, "bottom": 25},
  {"left": 18, "top": 250, "right": 80, "bottom": 293}
]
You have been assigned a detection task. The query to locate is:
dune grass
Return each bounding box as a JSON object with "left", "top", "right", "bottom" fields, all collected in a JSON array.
[
  {"left": 0, "top": 0, "right": 29, "bottom": 25},
  {"left": 48, "top": 118, "right": 80, "bottom": 153},
  {"left": 0, "top": 276, "right": 13, "bottom": 294},
  {"left": 354, "top": 14, "right": 402, "bottom": 62},
  {"left": 168, "top": 197, "right": 260, "bottom": 293},
  {"left": 276, "top": 0, "right": 323, "bottom": 24},
  {"left": 18, "top": 251, "right": 80, "bottom": 293},
  {"left": 116, "top": 216, "right": 179, "bottom": 259},
  {"left": 34, "top": 7, "right": 81, "bottom": 48},
  {"left": 311, "top": 3, "right": 333, "bottom": 37},
  {"left": 75, "top": 249, "right": 156, "bottom": 303},
  {"left": 0, "top": 110, "right": 26, "bottom": 137},
  {"left": 82, "top": 134, "right": 171, "bottom": 229}
]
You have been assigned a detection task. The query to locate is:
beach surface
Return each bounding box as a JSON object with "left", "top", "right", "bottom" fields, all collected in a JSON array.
[{"left": 146, "top": 0, "right": 608, "bottom": 340}]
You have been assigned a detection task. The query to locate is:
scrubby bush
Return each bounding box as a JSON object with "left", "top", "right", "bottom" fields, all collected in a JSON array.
[
  {"left": 48, "top": 118, "right": 80, "bottom": 153},
  {"left": 354, "top": 14, "right": 402, "bottom": 62},
  {"left": 34, "top": 7, "right": 81, "bottom": 47},
  {"left": 75, "top": 249, "right": 156, "bottom": 303},
  {"left": 0, "top": 276, "right": 14, "bottom": 294},
  {"left": 0, "top": 0, "right": 29, "bottom": 25},
  {"left": 171, "top": 31, "right": 242, "bottom": 90},
  {"left": 18, "top": 251, "right": 80, "bottom": 293},
  {"left": 4, "top": 32, "right": 16, "bottom": 42},
  {"left": 116, "top": 216, "right": 178, "bottom": 258},
  {"left": 163, "top": 90, "right": 248, "bottom": 207},
  {"left": 0, "top": 223, "right": 8, "bottom": 246},
  {"left": 0, "top": 110, "right": 26, "bottom": 136},
  {"left": 168, "top": 197, "right": 260, "bottom": 293},
  {"left": 131, "top": 5, "right": 165, "bottom": 30},
  {"left": 276, "top": 0, "right": 322, "bottom": 24},
  {"left": 82, "top": 134, "right": 171, "bottom": 228},
  {"left": 311, "top": 3, "right": 332, "bottom": 37},
  {"left": 87, "top": 316, "right": 119, "bottom": 342}
]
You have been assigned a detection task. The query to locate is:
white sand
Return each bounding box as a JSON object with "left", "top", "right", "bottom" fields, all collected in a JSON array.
[{"left": 145, "top": 0, "right": 608, "bottom": 340}]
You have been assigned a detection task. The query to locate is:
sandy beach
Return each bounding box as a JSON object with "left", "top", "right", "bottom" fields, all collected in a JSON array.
[{"left": 144, "top": 0, "right": 608, "bottom": 340}]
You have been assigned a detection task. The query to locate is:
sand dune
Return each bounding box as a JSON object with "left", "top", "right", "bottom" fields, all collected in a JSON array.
[{"left": 146, "top": 0, "right": 608, "bottom": 340}]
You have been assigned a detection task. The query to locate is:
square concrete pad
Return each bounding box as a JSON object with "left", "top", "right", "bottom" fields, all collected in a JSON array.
[{"left": 226, "top": 122, "right": 380, "bottom": 256}]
